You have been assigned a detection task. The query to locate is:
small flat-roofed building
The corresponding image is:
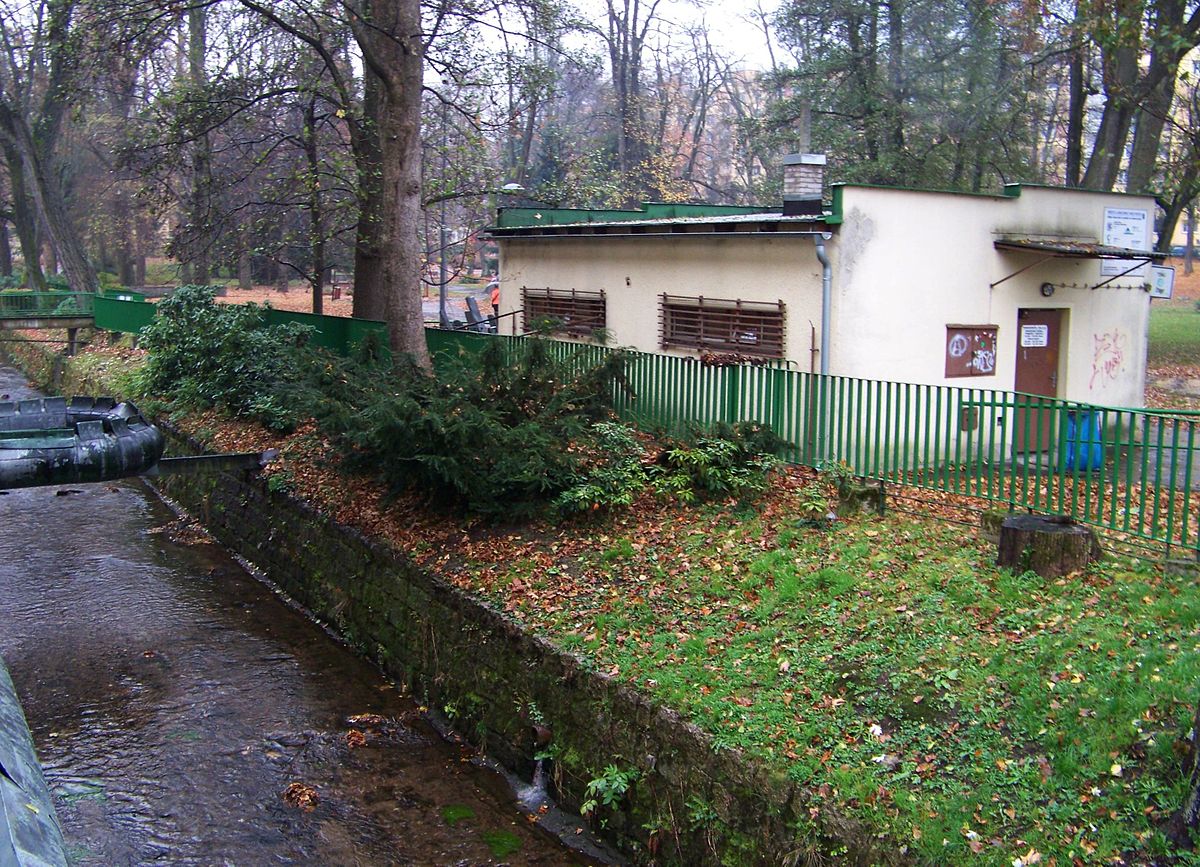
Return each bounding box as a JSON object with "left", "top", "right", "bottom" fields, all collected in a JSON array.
[{"left": 490, "top": 163, "right": 1164, "bottom": 410}]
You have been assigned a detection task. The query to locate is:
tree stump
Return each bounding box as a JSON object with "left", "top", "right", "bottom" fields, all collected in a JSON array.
[
  {"left": 836, "top": 479, "right": 886, "bottom": 517},
  {"left": 996, "top": 514, "right": 1101, "bottom": 578}
]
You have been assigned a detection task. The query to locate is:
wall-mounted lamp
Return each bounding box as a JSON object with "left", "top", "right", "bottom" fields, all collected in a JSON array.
[{"left": 1039, "top": 282, "right": 1055, "bottom": 298}]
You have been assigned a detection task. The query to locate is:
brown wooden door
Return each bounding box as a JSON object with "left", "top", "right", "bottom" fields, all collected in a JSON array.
[{"left": 1014, "top": 308, "right": 1062, "bottom": 453}]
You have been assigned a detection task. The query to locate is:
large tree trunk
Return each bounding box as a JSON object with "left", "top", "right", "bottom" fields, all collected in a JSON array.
[
  {"left": 351, "top": 68, "right": 387, "bottom": 323},
  {"left": 303, "top": 95, "right": 324, "bottom": 316},
  {"left": 1082, "top": 89, "right": 1137, "bottom": 190},
  {"left": 886, "top": 0, "right": 905, "bottom": 158},
  {"left": 1065, "top": 43, "right": 1085, "bottom": 187},
  {"left": 0, "top": 217, "right": 11, "bottom": 276},
  {"left": 237, "top": 232, "right": 253, "bottom": 290},
  {"left": 1188, "top": 202, "right": 1196, "bottom": 275},
  {"left": 1127, "top": 0, "right": 1187, "bottom": 195},
  {"left": 349, "top": 0, "right": 427, "bottom": 364},
  {"left": 0, "top": 110, "right": 94, "bottom": 292},
  {"left": 113, "top": 186, "right": 135, "bottom": 286},
  {"left": 1127, "top": 76, "right": 1174, "bottom": 193},
  {"left": 187, "top": 5, "right": 211, "bottom": 284}
]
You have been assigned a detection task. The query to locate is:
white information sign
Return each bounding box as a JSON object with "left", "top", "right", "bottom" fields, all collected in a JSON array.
[
  {"left": 1101, "top": 207, "right": 1150, "bottom": 277},
  {"left": 1149, "top": 264, "right": 1175, "bottom": 299},
  {"left": 1021, "top": 324, "right": 1049, "bottom": 348}
]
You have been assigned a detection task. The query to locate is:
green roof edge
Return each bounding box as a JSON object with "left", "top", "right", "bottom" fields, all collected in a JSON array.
[{"left": 495, "top": 201, "right": 776, "bottom": 228}]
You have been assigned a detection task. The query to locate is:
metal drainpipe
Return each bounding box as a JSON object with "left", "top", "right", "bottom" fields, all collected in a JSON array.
[{"left": 814, "top": 233, "right": 832, "bottom": 375}]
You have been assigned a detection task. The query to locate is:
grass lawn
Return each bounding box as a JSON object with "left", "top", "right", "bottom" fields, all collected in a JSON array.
[
  {"left": 450, "top": 480, "right": 1200, "bottom": 865},
  {"left": 1149, "top": 304, "right": 1200, "bottom": 368}
]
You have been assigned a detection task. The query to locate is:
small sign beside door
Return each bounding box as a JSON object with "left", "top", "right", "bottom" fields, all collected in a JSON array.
[{"left": 1020, "top": 324, "right": 1049, "bottom": 347}]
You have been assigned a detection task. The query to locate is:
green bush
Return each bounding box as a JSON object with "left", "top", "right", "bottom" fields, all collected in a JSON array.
[
  {"left": 131, "top": 291, "right": 784, "bottom": 520},
  {"left": 651, "top": 422, "right": 782, "bottom": 503},
  {"left": 555, "top": 422, "right": 649, "bottom": 514},
  {"left": 556, "top": 420, "right": 783, "bottom": 512},
  {"left": 132, "top": 284, "right": 319, "bottom": 431},
  {"left": 322, "top": 339, "right": 632, "bottom": 519}
]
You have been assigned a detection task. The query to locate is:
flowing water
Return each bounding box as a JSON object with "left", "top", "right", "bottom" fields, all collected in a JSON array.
[{"left": 0, "top": 366, "right": 609, "bottom": 866}]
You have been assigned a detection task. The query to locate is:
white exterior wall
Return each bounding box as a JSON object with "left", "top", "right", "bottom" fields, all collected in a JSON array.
[
  {"left": 497, "top": 235, "right": 825, "bottom": 366},
  {"left": 495, "top": 184, "right": 1154, "bottom": 409},
  {"left": 832, "top": 185, "right": 1154, "bottom": 406}
]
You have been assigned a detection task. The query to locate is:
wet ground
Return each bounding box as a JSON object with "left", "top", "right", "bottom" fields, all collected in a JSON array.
[{"left": 0, "top": 367, "right": 605, "bottom": 865}]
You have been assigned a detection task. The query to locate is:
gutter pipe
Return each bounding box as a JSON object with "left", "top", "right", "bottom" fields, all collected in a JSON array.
[{"left": 814, "top": 233, "right": 832, "bottom": 375}]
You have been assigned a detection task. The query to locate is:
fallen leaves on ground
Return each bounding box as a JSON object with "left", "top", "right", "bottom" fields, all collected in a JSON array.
[{"left": 282, "top": 782, "right": 319, "bottom": 811}]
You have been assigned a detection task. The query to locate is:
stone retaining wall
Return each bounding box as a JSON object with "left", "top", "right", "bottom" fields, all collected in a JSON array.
[{"left": 4, "top": 337, "right": 897, "bottom": 866}]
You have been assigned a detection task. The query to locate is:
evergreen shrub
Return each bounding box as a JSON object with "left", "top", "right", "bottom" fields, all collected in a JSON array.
[
  {"left": 133, "top": 284, "right": 319, "bottom": 431},
  {"left": 323, "top": 340, "right": 633, "bottom": 519}
]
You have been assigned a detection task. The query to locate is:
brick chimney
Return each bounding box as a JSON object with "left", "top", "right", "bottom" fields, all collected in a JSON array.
[{"left": 782, "top": 153, "right": 826, "bottom": 216}]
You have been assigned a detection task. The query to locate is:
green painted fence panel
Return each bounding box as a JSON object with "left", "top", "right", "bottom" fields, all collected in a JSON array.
[
  {"left": 0, "top": 291, "right": 94, "bottom": 318},
  {"left": 93, "top": 294, "right": 156, "bottom": 333},
  {"left": 92, "top": 295, "right": 387, "bottom": 357},
  {"left": 425, "top": 329, "right": 1200, "bottom": 556}
]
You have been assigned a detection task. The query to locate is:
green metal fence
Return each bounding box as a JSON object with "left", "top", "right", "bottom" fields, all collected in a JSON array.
[
  {"left": 93, "top": 294, "right": 155, "bottom": 333},
  {"left": 0, "top": 291, "right": 94, "bottom": 318},
  {"left": 92, "top": 295, "right": 388, "bottom": 357},
  {"left": 428, "top": 329, "right": 1200, "bottom": 556}
]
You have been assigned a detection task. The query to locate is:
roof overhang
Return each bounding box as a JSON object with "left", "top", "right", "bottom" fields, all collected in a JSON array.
[
  {"left": 488, "top": 213, "right": 830, "bottom": 239},
  {"left": 991, "top": 238, "right": 1167, "bottom": 290},
  {"left": 994, "top": 238, "right": 1167, "bottom": 260}
]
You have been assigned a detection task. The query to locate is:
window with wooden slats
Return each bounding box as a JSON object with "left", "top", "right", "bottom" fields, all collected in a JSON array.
[
  {"left": 521, "top": 287, "right": 606, "bottom": 335},
  {"left": 659, "top": 295, "right": 786, "bottom": 357}
]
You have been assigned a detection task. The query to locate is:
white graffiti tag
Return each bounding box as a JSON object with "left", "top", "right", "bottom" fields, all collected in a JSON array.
[
  {"left": 948, "top": 334, "right": 970, "bottom": 358},
  {"left": 972, "top": 349, "right": 996, "bottom": 374}
]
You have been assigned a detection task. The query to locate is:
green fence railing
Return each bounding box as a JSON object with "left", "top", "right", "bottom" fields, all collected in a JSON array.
[
  {"left": 92, "top": 295, "right": 388, "bottom": 357},
  {"left": 0, "top": 291, "right": 94, "bottom": 318},
  {"left": 428, "top": 329, "right": 1200, "bottom": 556},
  {"left": 32, "top": 302, "right": 1196, "bottom": 554}
]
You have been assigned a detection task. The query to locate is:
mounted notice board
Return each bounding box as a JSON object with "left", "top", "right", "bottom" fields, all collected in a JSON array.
[
  {"left": 945, "top": 325, "right": 998, "bottom": 377},
  {"left": 1021, "top": 324, "right": 1049, "bottom": 347}
]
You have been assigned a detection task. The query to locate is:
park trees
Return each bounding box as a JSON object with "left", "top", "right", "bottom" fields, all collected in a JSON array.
[
  {"left": 0, "top": 0, "right": 100, "bottom": 292},
  {"left": 769, "top": 0, "right": 1045, "bottom": 190}
]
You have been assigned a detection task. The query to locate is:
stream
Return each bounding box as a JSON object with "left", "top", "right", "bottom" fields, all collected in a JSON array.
[{"left": 0, "top": 366, "right": 605, "bottom": 865}]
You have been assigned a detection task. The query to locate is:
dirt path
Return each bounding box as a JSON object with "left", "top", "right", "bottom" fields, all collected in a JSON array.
[{"left": 217, "top": 284, "right": 491, "bottom": 324}]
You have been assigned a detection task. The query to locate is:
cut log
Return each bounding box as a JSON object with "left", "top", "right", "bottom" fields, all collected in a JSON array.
[
  {"left": 836, "top": 479, "right": 886, "bottom": 517},
  {"left": 996, "top": 514, "right": 1101, "bottom": 578}
]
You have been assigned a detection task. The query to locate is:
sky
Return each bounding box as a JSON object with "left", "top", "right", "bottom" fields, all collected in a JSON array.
[{"left": 571, "top": 0, "right": 785, "bottom": 73}]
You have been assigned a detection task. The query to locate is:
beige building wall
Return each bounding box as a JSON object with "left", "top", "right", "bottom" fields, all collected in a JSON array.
[
  {"left": 497, "top": 235, "right": 825, "bottom": 365},
  {"left": 497, "top": 183, "right": 1154, "bottom": 409},
  {"left": 832, "top": 185, "right": 1153, "bottom": 407}
]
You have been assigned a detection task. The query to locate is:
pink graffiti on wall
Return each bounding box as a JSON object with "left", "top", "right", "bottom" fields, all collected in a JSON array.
[{"left": 1089, "top": 330, "right": 1126, "bottom": 390}]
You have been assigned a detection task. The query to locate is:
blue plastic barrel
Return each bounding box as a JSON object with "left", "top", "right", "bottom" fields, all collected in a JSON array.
[{"left": 1064, "top": 409, "right": 1103, "bottom": 472}]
